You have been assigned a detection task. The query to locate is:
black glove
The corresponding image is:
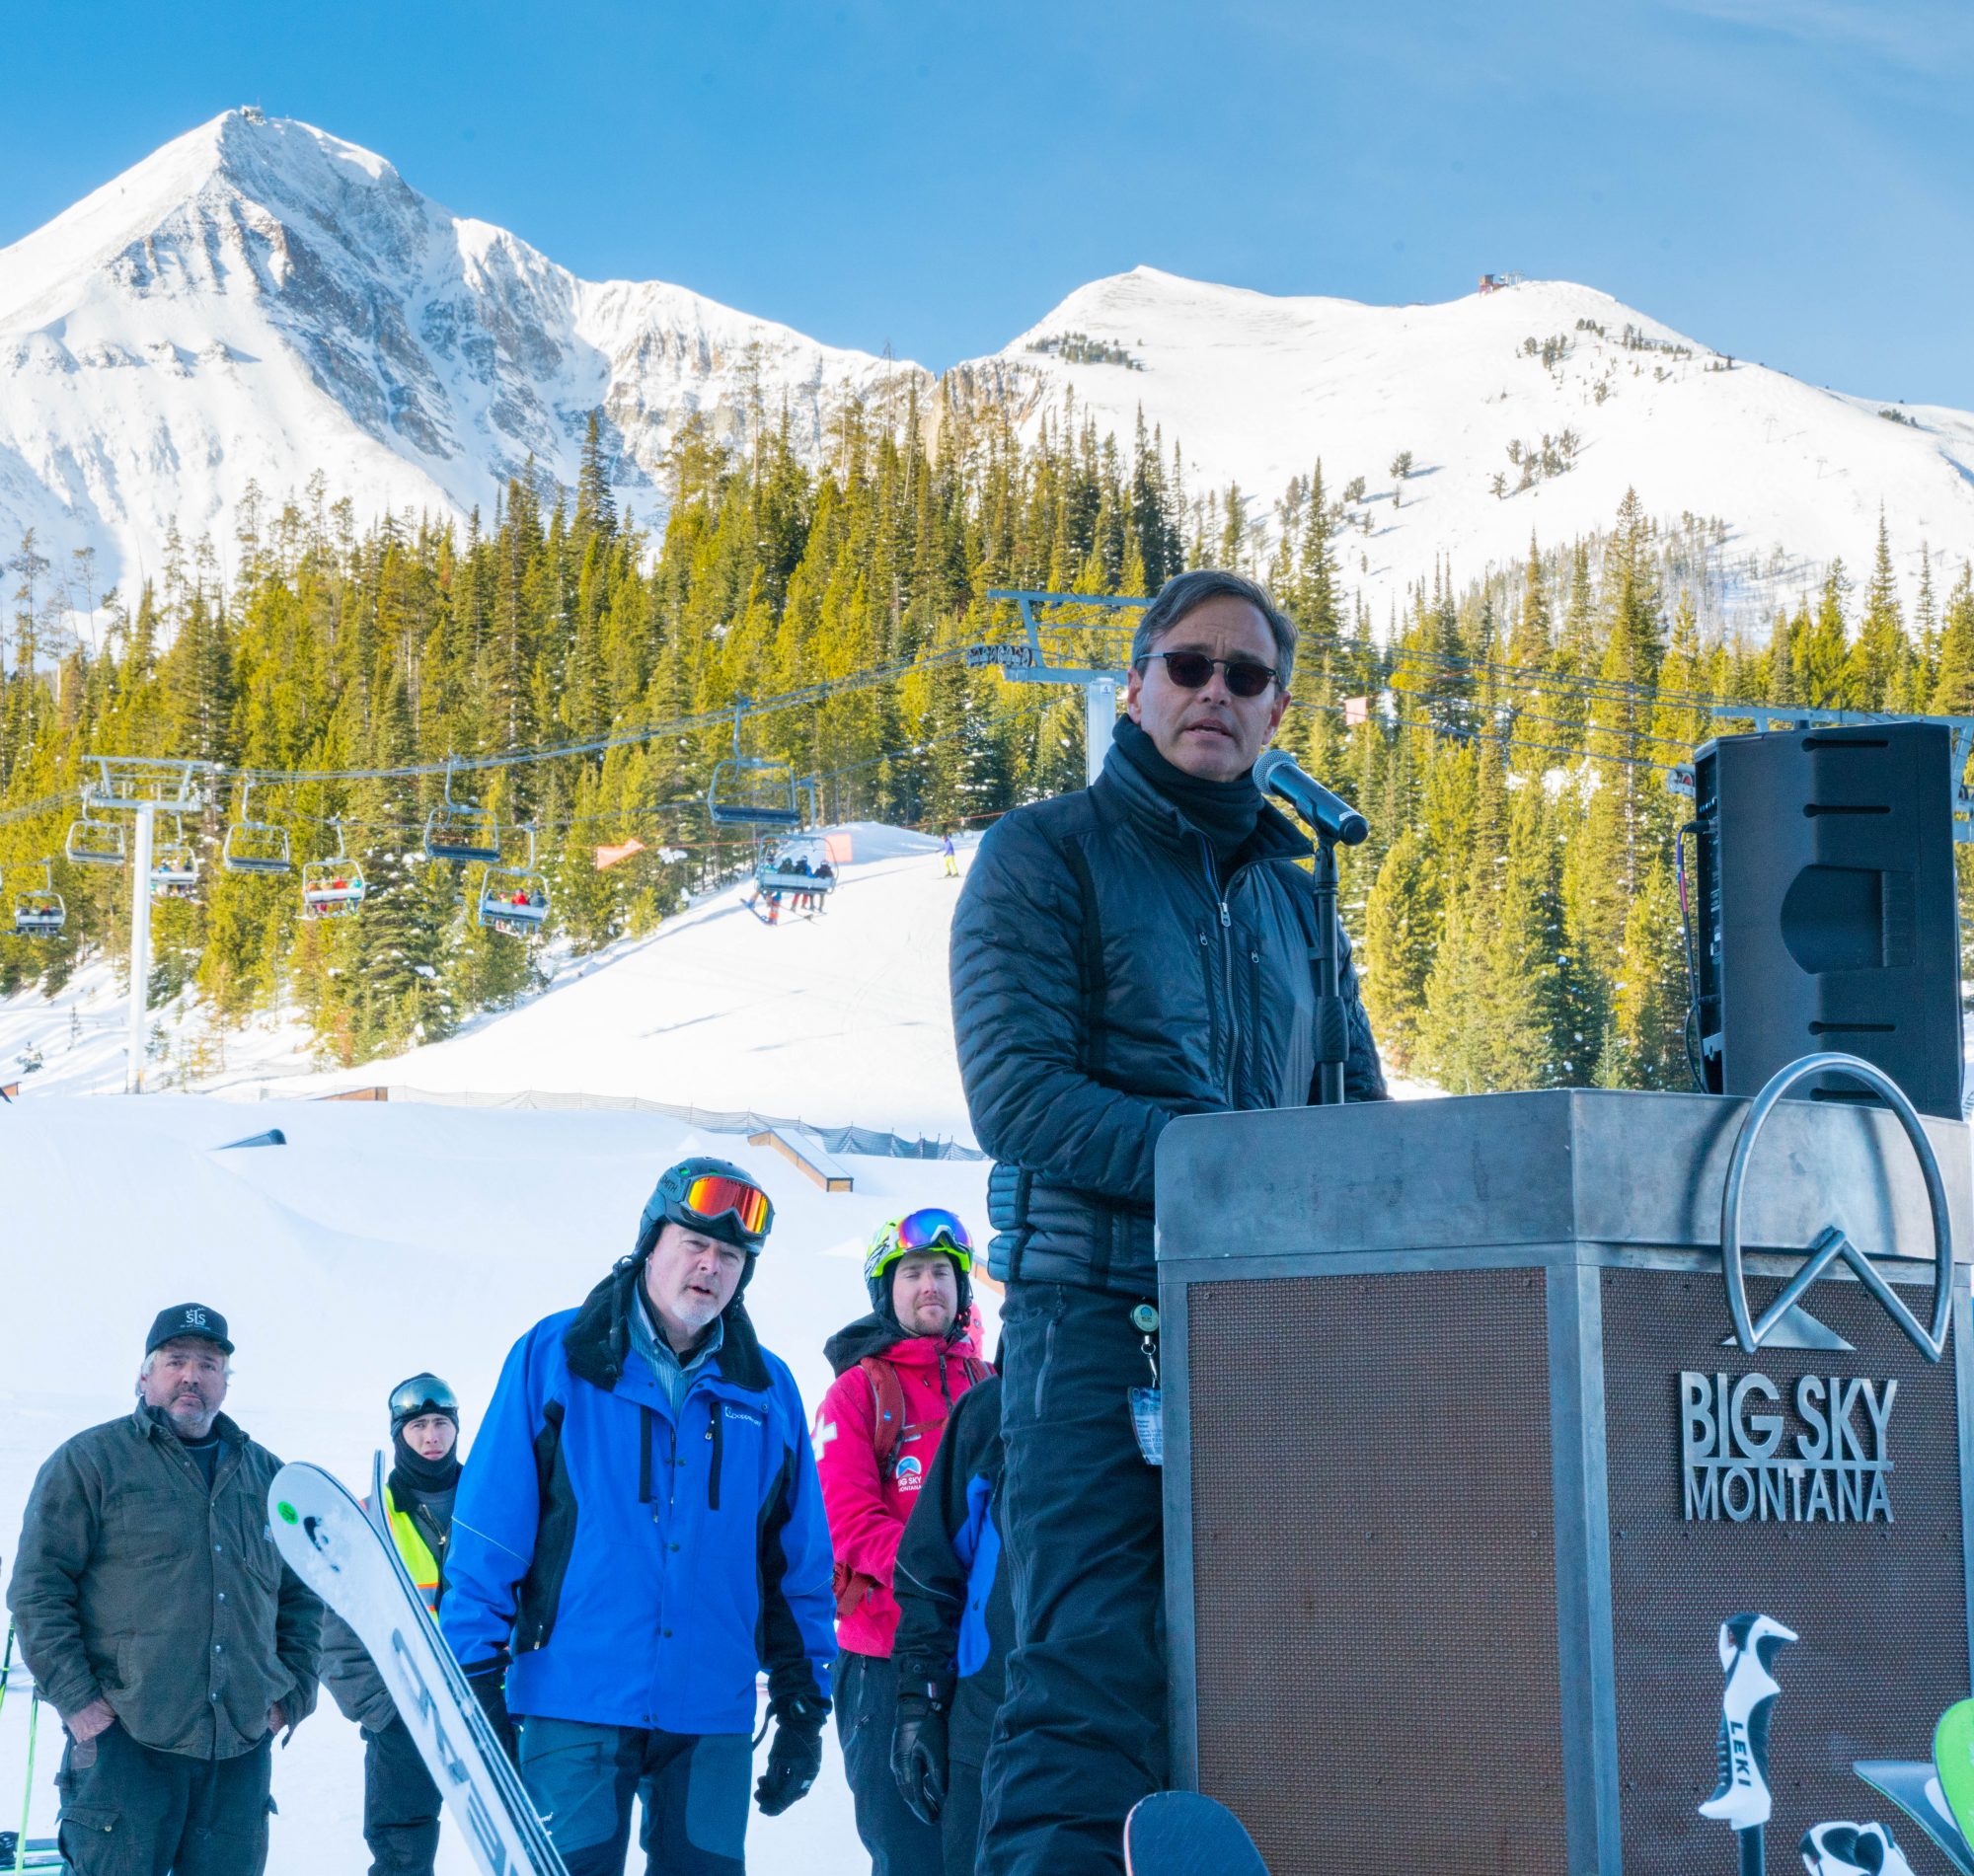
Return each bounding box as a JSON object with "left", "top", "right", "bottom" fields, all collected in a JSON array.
[
  {"left": 755, "top": 1696, "right": 826, "bottom": 1816},
  {"left": 464, "top": 1659, "right": 518, "bottom": 1765},
  {"left": 891, "top": 1687, "right": 949, "bottom": 1826}
]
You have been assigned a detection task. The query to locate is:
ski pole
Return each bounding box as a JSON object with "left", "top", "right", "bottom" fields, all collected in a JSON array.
[{"left": 13, "top": 1693, "right": 37, "bottom": 1876}]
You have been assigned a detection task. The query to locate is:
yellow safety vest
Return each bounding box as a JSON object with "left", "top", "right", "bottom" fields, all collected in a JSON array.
[{"left": 382, "top": 1482, "right": 444, "bottom": 1613}]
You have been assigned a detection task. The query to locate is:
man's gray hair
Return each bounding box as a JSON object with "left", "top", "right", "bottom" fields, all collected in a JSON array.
[
  {"left": 1130, "top": 568, "right": 1298, "bottom": 691},
  {"left": 139, "top": 1348, "right": 232, "bottom": 1382}
]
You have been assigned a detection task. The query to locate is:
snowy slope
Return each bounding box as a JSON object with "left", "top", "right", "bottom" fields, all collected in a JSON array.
[
  {"left": 0, "top": 109, "right": 922, "bottom": 598},
  {"left": 0, "top": 828, "right": 1004, "bottom": 1868},
  {"left": 5, "top": 113, "right": 1973, "bottom": 624},
  {"left": 0, "top": 1092, "right": 993, "bottom": 1874},
  {"left": 966, "top": 266, "right": 1974, "bottom": 622}
]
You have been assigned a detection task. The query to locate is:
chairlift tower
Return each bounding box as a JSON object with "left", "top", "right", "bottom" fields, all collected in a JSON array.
[
  {"left": 79, "top": 758, "right": 212, "bottom": 1093},
  {"left": 978, "top": 591, "right": 1149, "bottom": 787}
]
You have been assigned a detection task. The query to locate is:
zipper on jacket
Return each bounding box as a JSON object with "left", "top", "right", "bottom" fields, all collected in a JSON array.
[
  {"left": 1199, "top": 837, "right": 1238, "bottom": 1094},
  {"left": 707, "top": 1410, "right": 723, "bottom": 1512}
]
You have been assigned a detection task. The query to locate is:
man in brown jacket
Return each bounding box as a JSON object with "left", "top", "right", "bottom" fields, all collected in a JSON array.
[{"left": 5, "top": 1302, "right": 322, "bottom": 1875}]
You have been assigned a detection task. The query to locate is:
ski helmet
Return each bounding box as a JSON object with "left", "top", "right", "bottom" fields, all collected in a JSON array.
[
  {"left": 635, "top": 1157, "right": 775, "bottom": 1267},
  {"left": 388, "top": 1373, "right": 458, "bottom": 1433},
  {"left": 864, "top": 1208, "right": 974, "bottom": 1327}
]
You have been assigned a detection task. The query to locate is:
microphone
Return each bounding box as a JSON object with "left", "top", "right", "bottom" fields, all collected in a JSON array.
[{"left": 1253, "top": 749, "right": 1369, "bottom": 847}]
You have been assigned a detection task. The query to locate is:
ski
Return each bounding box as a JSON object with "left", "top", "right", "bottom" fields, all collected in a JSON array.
[
  {"left": 1122, "top": 1791, "right": 1270, "bottom": 1876},
  {"left": 266, "top": 1460, "right": 569, "bottom": 1876},
  {"left": 1938, "top": 1702, "right": 1974, "bottom": 1866},
  {"left": 1852, "top": 1761, "right": 1974, "bottom": 1875}
]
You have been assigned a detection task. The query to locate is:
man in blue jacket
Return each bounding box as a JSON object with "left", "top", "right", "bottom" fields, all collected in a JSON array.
[{"left": 441, "top": 1156, "right": 835, "bottom": 1876}]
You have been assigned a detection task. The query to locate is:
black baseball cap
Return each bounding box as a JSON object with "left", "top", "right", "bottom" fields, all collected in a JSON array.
[{"left": 145, "top": 1303, "right": 233, "bottom": 1357}]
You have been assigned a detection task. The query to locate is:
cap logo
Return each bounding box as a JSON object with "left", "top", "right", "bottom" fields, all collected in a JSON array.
[{"left": 184, "top": 1308, "right": 208, "bottom": 1328}]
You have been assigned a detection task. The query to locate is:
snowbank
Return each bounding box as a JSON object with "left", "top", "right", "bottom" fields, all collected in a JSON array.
[{"left": 0, "top": 1093, "right": 994, "bottom": 1871}]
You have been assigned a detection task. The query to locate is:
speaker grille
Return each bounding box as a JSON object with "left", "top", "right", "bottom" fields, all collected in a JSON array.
[
  {"left": 1601, "top": 1268, "right": 1968, "bottom": 1871},
  {"left": 1186, "top": 1269, "right": 1566, "bottom": 1876}
]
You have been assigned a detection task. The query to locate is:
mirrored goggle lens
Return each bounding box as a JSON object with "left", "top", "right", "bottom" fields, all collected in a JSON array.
[
  {"left": 390, "top": 1377, "right": 457, "bottom": 1419},
  {"left": 895, "top": 1208, "right": 973, "bottom": 1257},
  {"left": 682, "top": 1175, "right": 772, "bottom": 1238},
  {"left": 1158, "top": 651, "right": 1276, "bottom": 698}
]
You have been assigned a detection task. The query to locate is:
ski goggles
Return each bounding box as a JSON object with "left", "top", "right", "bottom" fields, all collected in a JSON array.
[
  {"left": 677, "top": 1173, "right": 774, "bottom": 1242},
  {"left": 389, "top": 1375, "right": 458, "bottom": 1423},
  {"left": 1135, "top": 649, "right": 1278, "bottom": 699},
  {"left": 866, "top": 1207, "right": 975, "bottom": 1280}
]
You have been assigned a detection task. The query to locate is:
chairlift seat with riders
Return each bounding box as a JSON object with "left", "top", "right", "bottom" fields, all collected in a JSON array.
[
  {"left": 12, "top": 861, "right": 65, "bottom": 938},
  {"left": 221, "top": 783, "right": 291, "bottom": 876},
  {"left": 424, "top": 761, "right": 502, "bottom": 863},
  {"left": 754, "top": 834, "right": 838, "bottom": 899},
  {"left": 150, "top": 817, "right": 200, "bottom": 902},
  {"left": 301, "top": 819, "right": 367, "bottom": 920},
  {"left": 477, "top": 823, "right": 549, "bottom": 938}
]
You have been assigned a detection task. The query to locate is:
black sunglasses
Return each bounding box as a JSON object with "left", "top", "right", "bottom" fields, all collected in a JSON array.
[{"left": 1136, "top": 650, "right": 1279, "bottom": 699}]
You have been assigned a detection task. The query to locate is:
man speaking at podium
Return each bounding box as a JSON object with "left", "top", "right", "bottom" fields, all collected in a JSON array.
[{"left": 949, "top": 568, "right": 1388, "bottom": 1874}]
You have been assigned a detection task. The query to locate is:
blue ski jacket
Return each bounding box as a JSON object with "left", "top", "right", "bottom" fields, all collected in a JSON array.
[
  {"left": 442, "top": 1259, "right": 835, "bottom": 1735},
  {"left": 892, "top": 1376, "right": 1011, "bottom": 1763}
]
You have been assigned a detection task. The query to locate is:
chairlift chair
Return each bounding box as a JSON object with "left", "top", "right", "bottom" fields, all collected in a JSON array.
[
  {"left": 754, "top": 834, "right": 838, "bottom": 900},
  {"left": 12, "top": 861, "right": 65, "bottom": 938},
  {"left": 706, "top": 705, "right": 801, "bottom": 829},
  {"left": 221, "top": 783, "right": 291, "bottom": 876},
  {"left": 477, "top": 823, "right": 550, "bottom": 938},
  {"left": 64, "top": 797, "right": 126, "bottom": 869},
  {"left": 301, "top": 818, "right": 367, "bottom": 920},
  {"left": 423, "top": 761, "right": 502, "bottom": 863},
  {"left": 149, "top": 816, "right": 200, "bottom": 902}
]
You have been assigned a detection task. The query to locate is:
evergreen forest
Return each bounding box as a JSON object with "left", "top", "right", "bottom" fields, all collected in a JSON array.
[{"left": 2, "top": 397, "right": 1969, "bottom": 1094}]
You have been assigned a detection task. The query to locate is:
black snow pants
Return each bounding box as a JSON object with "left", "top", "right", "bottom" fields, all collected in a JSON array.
[
  {"left": 363, "top": 1714, "right": 441, "bottom": 1875},
  {"left": 978, "top": 1281, "right": 1168, "bottom": 1876},
  {"left": 838, "top": 1649, "right": 944, "bottom": 1876},
  {"left": 54, "top": 1723, "right": 273, "bottom": 1876}
]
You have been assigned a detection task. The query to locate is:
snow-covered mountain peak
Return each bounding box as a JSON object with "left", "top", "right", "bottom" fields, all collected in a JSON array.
[
  {"left": 995, "top": 263, "right": 1974, "bottom": 621},
  {"left": 0, "top": 113, "right": 917, "bottom": 596},
  {"left": 4, "top": 112, "right": 1973, "bottom": 626}
]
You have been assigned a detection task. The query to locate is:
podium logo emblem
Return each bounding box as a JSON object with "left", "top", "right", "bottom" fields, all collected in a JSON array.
[{"left": 1719, "top": 1054, "right": 1953, "bottom": 1365}]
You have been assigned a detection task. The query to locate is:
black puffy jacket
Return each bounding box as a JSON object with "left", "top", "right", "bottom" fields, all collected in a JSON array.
[{"left": 949, "top": 742, "right": 1387, "bottom": 1296}]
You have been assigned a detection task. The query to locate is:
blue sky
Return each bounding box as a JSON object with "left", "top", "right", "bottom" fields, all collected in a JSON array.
[{"left": 2, "top": 0, "right": 1970, "bottom": 402}]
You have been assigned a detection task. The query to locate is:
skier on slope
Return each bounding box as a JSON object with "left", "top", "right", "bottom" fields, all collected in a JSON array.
[
  {"left": 5, "top": 1303, "right": 322, "bottom": 1876},
  {"left": 320, "top": 1374, "right": 466, "bottom": 1876},
  {"left": 889, "top": 1371, "right": 1011, "bottom": 1876},
  {"left": 814, "top": 1211, "right": 991, "bottom": 1876},
  {"left": 440, "top": 1158, "right": 835, "bottom": 1876}
]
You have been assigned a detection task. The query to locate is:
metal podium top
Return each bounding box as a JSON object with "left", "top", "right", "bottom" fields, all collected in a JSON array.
[{"left": 1155, "top": 1088, "right": 1973, "bottom": 1271}]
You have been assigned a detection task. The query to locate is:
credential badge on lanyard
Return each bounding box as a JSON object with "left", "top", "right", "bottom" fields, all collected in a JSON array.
[{"left": 1128, "top": 1302, "right": 1163, "bottom": 1466}]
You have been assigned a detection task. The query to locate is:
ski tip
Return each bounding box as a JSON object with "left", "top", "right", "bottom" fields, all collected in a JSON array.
[{"left": 1124, "top": 1791, "right": 1270, "bottom": 1876}]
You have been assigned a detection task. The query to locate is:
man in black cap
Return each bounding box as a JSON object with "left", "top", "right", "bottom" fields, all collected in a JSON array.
[
  {"left": 5, "top": 1303, "right": 322, "bottom": 1876},
  {"left": 322, "top": 1374, "right": 464, "bottom": 1876}
]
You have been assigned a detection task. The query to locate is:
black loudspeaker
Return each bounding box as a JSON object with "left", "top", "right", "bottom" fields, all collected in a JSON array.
[{"left": 1694, "top": 722, "right": 1964, "bottom": 1119}]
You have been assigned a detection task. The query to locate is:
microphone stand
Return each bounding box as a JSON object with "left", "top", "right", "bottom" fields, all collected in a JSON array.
[{"left": 1310, "top": 826, "right": 1347, "bottom": 1106}]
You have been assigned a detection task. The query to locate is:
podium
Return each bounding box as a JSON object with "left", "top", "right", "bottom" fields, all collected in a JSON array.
[{"left": 1156, "top": 1088, "right": 1974, "bottom": 1876}]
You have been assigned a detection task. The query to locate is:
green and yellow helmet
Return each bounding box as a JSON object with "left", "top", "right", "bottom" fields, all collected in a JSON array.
[{"left": 863, "top": 1207, "right": 975, "bottom": 1323}]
